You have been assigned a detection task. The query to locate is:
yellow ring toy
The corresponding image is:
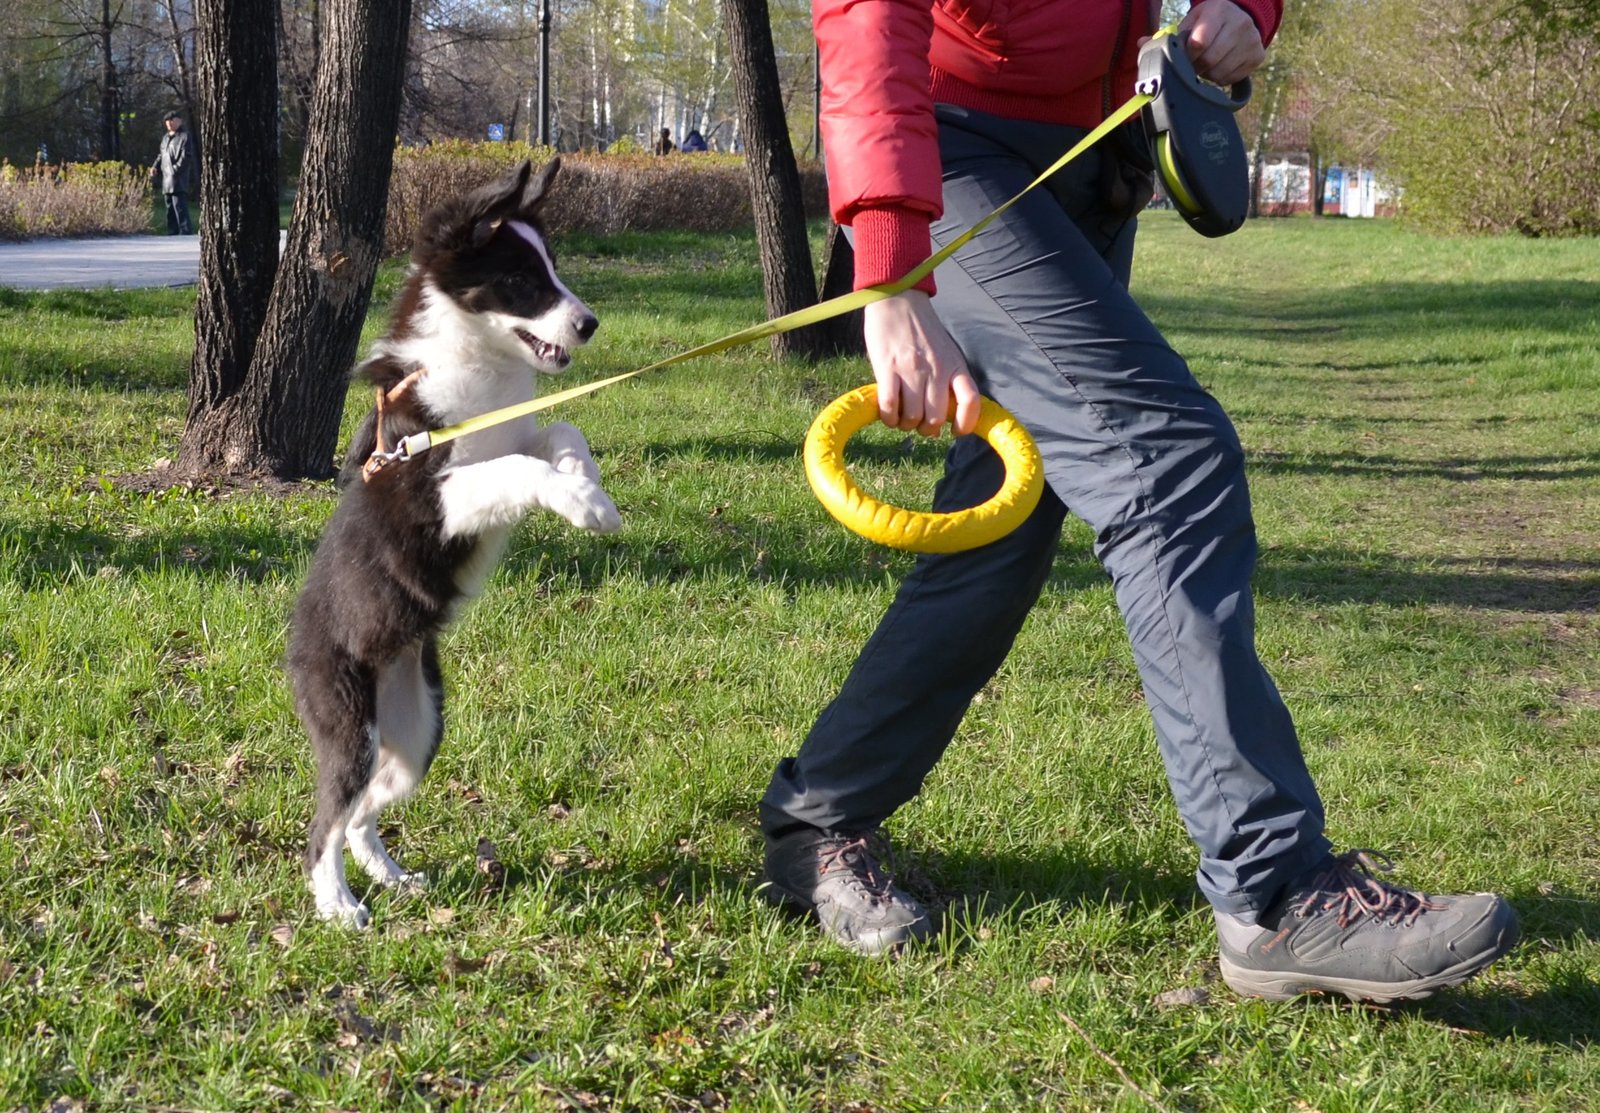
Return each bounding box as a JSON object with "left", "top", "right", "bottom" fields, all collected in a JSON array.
[{"left": 803, "top": 385, "right": 1045, "bottom": 553}]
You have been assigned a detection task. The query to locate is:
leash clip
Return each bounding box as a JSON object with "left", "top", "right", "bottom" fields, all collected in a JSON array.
[{"left": 360, "top": 443, "right": 410, "bottom": 483}]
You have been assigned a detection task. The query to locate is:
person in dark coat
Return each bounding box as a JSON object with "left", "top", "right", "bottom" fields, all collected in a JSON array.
[{"left": 151, "top": 111, "right": 198, "bottom": 235}]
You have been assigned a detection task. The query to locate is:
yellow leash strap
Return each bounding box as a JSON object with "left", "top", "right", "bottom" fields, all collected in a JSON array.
[{"left": 374, "top": 89, "right": 1153, "bottom": 469}]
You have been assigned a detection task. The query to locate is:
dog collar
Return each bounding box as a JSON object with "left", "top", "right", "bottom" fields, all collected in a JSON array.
[{"left": 361, "top": 368, "right": 427, "bottom": 483}]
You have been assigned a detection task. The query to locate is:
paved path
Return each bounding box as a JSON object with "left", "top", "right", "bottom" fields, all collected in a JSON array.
[{"left": 0, "top": 234, "right": 202, "bottom": 290}]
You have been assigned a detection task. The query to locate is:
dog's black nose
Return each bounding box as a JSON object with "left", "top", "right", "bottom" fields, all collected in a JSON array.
[{"left": 576, "top": 314, "right": 599, "bottom": 341}]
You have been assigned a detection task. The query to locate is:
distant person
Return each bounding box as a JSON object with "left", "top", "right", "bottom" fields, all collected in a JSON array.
[
  {"left": 151, "top": 111, "right": 198, "bottom": 235},
  {"left": 652, "top": 127, "right": 676, "bottom": 156},
  {"left": 681, "top": 129, "right": 708, "bottom": 153}
]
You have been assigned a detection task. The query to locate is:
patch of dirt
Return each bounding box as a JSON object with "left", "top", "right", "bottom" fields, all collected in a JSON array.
[
  {"left": 111, "top": 458, "right": 332, "bottom": 498},
  {"left": 1557, "top": 686, "right": 1600, "bottom": 711}
]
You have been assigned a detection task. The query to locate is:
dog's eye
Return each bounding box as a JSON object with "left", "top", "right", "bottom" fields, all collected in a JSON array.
[{"left": 500, "top": 273, "right": 531, "bottom": 291}]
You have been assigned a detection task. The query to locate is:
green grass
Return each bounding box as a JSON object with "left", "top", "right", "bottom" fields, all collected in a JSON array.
[{"left": 1, "top": 213, "right": 1597, "bottom": 1110}]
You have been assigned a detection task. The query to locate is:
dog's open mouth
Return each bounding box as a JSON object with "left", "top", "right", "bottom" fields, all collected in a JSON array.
[{"left": 513, "top": 328, "right": 570, "bottom": 368}]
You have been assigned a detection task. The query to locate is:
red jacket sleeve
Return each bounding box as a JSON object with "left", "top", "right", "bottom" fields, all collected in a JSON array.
[
  {"left": 1230, "top": 0, "right": 1283, "bottom": 45},
  {"left": 815, "top": 0, "right": 943, "bottom": 293}
]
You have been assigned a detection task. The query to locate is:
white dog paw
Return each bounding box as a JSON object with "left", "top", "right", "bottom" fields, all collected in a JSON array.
[
  {"left": 316, "top": 893, "right": 371, "bottom": 930},
  {"left": 550, "top": 478, "right": 621, "bottom": 534},
  {"left": 553, "top": 452, "right": 601, "bottom": 483}
]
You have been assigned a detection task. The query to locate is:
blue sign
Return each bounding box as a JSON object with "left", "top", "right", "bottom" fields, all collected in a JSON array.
[{"left": 487, "top": 123, "right": 506, "bottom": 142}]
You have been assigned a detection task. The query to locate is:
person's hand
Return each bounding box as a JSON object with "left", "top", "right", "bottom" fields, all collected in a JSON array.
[
  {"left": 1177, "top": 0, "right": 1267, "bottom": 87},
  {"left": 862, "top": 289, "right": 981, "bottom": 437}
]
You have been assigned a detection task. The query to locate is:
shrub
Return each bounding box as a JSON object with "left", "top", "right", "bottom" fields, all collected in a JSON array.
[
  {"left": 385, "top": 141, "right": 830, "bottom": 255},
  {"left": 0, "top": 160, "right": 150, "bottom": 241},
  {"left": 1310, "top": 0, "right": 1600, "bottom": 236}
]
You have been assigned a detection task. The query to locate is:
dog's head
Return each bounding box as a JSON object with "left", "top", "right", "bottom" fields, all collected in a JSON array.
[{"left": 413, "top": 158, "right": 597, "bottom": 373}]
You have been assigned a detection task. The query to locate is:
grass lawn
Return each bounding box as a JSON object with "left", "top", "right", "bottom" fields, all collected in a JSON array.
[{"left": 1, "top": 212, "right": 1597, "bottom": 1110}]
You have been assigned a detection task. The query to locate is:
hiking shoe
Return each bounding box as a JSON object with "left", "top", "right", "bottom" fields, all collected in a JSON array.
[
  {"left": 763, "top": 827, "right": 933, "bottom": 956},
  {"left": 1216, "top": 849, "right": 1519, "bottom": 1004}
]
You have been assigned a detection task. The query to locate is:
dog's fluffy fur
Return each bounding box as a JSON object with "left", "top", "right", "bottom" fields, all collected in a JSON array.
[{"left": 287, "top": 159, "right": 619, "bottom": 927}]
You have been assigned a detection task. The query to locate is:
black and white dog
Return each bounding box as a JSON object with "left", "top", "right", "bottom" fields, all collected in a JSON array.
[{"left": 287, "top": 158, "right": 620, "bottom": 927}]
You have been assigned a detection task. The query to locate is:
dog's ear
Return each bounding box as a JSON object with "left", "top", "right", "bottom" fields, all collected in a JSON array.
[
  {"left": 520, "top": 157, "right": 561, "bottom": 215},
  {"left": 465, "top": 160, "right": 533, "bottom": 247}
]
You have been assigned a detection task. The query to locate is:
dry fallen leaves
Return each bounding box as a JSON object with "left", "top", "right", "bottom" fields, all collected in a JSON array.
[{"left": 1152, "top": 986, "right": 1212, "bottom": 1010}]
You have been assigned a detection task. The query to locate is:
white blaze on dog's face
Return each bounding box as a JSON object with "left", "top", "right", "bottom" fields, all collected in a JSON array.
[
  {"left": 412, "top": 159, "right": 599, "bottom": 375},
  {"left": 495, "top": 219, "right": 596, "bottom": 372}
]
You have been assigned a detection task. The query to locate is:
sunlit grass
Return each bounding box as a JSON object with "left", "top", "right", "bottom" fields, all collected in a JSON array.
[{"left": 1, "top": 214, "right": 1596, "bottom": 1109}]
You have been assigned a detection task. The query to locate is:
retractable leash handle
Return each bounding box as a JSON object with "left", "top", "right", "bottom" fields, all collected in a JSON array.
[{"left": 1137, "top": 31, "right": 1252, "bottom": 237}]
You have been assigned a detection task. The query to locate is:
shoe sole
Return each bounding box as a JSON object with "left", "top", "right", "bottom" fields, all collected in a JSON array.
[{"left": 1219, "top": 929, "right": 1519, "bottom": 1004}]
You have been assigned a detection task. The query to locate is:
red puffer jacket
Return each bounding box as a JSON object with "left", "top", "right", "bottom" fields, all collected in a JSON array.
[{"left": 817, "top": 0, "right": 1281, "bottom": 291}]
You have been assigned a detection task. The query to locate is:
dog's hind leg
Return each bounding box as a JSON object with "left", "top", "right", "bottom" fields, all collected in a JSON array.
[
  {"left": 298, "top": 649, "right": 379, "bottom": 928},
  {"left": 344, "top": 637, "right": 443, "bottom": 891}
]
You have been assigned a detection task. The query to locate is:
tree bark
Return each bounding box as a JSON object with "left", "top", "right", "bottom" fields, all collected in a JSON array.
[
  {"left": 817, "top": 222, "right": 865, "bottom": 357},
  {"left": 722, "top": 0, "right": 825, "bottom": 359},
  {"left": 183, "top": 0, "right": 282, "bottom": 472},
  {"left": 97, "top": 0, "right": 119, "bottom": 160},
  {"left": 180, "top": 0, "right": 413, "bottom": 479}
]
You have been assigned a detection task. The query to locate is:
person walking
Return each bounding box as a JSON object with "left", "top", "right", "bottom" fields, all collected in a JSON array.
[
  {"left": 758, "top": 0, "right": 1519, "bottom": 1004},
  {"left": 151, "top": 111, "right": 198, "bottom": 235},
  {"left": 653, "top": 127, "right": 676, "bottom": 156}
]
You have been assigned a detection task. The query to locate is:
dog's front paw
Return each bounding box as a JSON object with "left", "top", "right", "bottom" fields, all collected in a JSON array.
[
  {"left": 548, "top": 476, "right": 622, "bottom": 534},
  {"left": 553, "top": 451, "right": 601, "bottom": 483}
]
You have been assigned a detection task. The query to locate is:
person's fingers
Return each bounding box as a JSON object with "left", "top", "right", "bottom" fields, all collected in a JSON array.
[
  {"left": 876, "top": 374, "right": 902, "bottom": 428},
  {"left": 1198, "top": 38, "right": 1261, "bottom": 85},
  {"left": 1180, "top": 0, "right": 1264, "bottom": 86},
  {"left": 950, "top": 372, "right": 982, "bottom": 437},
  {"left": 917, "top": 373, "right": 950, "bottom": 437}
]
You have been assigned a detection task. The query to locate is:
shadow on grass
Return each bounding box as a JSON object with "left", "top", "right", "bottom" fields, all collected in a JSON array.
[
  {"left": 9, "top": 501, "right": 1597, "bottom": 618},
  {"left": 897, "top": 840, "right": 1201, "bottom": 930},
  {"left": 0, "top": 286, "right": 194, "bottom": 393},
  {"left": 1256, "top": 546, "right": 1600, "bottom": 613},
  {"left": 2, "top": 515, "right": 319, "bottom": 588},
  {"left": 1249, "top": 449, "right": 1600, "bottom": 483},
  {"left": 324, "top": 813, "right": 1600, "bottom": 1046},
  {"left": 1144, "top": 278, "right": 1600, "bottom": 343}
]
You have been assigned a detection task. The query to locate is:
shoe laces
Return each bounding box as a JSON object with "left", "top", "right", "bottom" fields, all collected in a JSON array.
[
  {"left": 817, "top": 835, "right": 893, "bottom": 904},
  {"left": 1289, "top": 849, "right": 1448, "bottom": 928}
]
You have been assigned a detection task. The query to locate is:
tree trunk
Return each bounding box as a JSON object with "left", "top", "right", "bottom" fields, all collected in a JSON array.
[
  {"left": 182, "top": 0, "right": 282, "bottom": 473},
  {"left": 817, "top": 222, "right": 865, "bottom": 357},
  {"left": 180, "top": 0, "right": 413, "bottom": 479},
  {"left": 1309, "top": 142, "right": 1324, "bottom": 217},
  {"left": 97, "top": 0, "right": 119, "bottom": 160},
  {"left": 722, "top": 0, "right": 825, "bottom": 359}
]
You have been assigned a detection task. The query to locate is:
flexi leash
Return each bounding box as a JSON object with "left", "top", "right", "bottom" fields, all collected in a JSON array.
[
  {"left": 364, "top": 88, "right": 1155, "bottom": 475},
  {"left": 367, "top": 27, "right": 1252, "bottom": 552}
]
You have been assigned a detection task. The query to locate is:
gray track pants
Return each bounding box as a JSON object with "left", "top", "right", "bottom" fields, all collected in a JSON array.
[{"left": 760, "top": 105, "right": 1331, "bottom": 917}]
